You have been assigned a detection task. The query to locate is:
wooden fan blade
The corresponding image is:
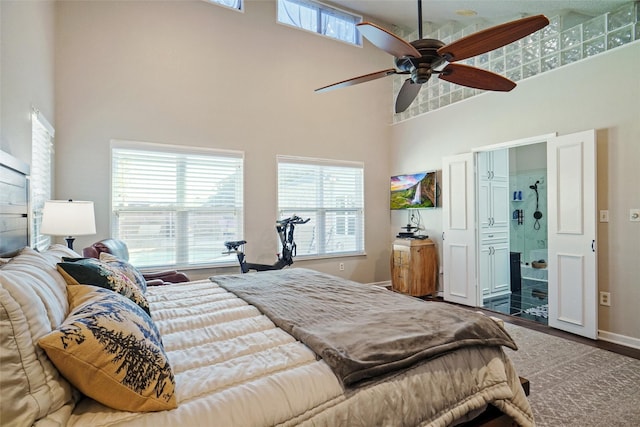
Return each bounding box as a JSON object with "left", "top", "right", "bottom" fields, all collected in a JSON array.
[
  {"left": 395, "top": 79, "right": 422, "bottom": 113},
  {"left": 315, "top": 69, "right": 398, "bottom": 93},
  {"left": 438, "top": 15, "right": 549, "bottom": 62},
  {"left": 357, "top": 22, "right": 421, "bottom": 58},
  {"left": 439, "top": 64, "right": 516, "bottom": 92}
]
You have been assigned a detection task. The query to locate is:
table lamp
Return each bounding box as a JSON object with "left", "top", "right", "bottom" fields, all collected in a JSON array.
[{"left": 41, "top": 199, "right": 96, "bottom": 250}]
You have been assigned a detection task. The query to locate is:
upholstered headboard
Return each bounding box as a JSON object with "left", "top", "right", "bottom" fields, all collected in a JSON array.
[{"left": 0, "top": 150, "right": 30, "bottom": 256}]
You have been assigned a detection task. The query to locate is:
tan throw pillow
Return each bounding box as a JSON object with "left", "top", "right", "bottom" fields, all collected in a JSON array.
[{"left": 38, "top": 285, "right": 177, "bottom": 412}]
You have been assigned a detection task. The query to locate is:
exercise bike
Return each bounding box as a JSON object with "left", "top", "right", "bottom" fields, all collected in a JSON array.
[{"left": 224, "top": 215, "right": 310, "bottom": 273}]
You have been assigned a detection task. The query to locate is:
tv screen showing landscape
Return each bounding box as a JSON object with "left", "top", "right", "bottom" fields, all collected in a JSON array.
[{"left": 390, "top": 171, "right": 437, "bottom": 210}]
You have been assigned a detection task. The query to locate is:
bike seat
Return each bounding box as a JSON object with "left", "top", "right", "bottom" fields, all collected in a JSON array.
[{"left": 224, "top": 240, "right": 247, "bottom": 250}]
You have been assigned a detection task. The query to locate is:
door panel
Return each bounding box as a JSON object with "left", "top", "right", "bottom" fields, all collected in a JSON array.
[
  {"left": 491, "top": 181, "right": 510, "bottom": 229},
  {"left": 479, "top": 245, "right": 491, "bottom": 295},
  {"left": 491, "top": 149, "right": 509, "bottom": 181},
  {"left": 493, "top": 243, "right": 511, "bottom": 294},
  {"left": 548, "top": 130, "right": 597, "bottom": 339},
  {"left": 442, "top": 153, "right": 477, "bottom": 306}
]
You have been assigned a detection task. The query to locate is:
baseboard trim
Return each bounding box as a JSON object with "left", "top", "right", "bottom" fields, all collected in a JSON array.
[
  {"left": 598, "top": 330, "right": 640, "bottom": 350},
  {"left": 368, "top": 280, "right": 391, "bottom": 288}
]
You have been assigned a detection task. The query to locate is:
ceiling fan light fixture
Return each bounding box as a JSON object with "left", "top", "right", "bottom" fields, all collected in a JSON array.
[
  {"left": 314, "top": 0, "right": 549, "bottom": 113},
  {"left": 455, "top": 9, "right": 478, "bottom": 17}
]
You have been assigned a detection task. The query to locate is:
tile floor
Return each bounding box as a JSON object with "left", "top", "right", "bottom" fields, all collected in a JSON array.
[{"left": 483, "top": 279, "right": 548, "bottom": 324}]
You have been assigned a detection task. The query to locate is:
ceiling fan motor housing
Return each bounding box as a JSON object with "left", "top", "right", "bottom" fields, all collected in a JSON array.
[{"left": 396, "top": 38, "right": 445, "bottom": 84}]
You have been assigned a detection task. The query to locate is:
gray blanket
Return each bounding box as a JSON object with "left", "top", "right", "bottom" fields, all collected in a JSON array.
[{"left": 211, "top": 268, "right": 517, "bottom": 386}]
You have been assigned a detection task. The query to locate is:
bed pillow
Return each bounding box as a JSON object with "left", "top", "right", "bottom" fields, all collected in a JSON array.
[
  {"left": 99, "top": 252, "right": 147, "bottom": 293},
  {"left": 0, "top": 247, "right": 75, "bottom": 427},
  {"left": 56, "top": 257, "right": 150, "bottom": 315},
  {"left": 38, "top": 285, "right": 177, "bottom": 412}
]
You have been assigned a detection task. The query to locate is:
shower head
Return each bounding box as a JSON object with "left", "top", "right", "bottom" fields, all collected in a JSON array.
[{"left": 529, "top": 180, "right": 540, "bottom": 190}]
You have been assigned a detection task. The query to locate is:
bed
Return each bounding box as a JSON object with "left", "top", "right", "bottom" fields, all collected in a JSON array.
[{"left": 0, "top": 151, "right": 534, "bottom": 427}]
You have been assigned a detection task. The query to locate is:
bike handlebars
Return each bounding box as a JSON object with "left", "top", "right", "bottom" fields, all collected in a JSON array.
[{"left": 276, "top": 215, "right": 310, "bottom": 226}]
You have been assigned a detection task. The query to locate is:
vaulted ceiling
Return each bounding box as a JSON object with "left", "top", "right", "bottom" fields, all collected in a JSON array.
[{"left": 328, "top": 0, "right": 631, "bottom": 30}]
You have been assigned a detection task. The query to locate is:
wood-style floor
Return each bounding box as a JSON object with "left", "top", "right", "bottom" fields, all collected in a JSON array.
[
  {"left": 468, "top": 302, "right": 639, "bottom": 360},
  {"left": 421, "top": 295, "right": 640, "bottom": 361}
]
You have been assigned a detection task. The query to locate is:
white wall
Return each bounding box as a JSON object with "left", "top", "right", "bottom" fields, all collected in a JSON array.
[
  {"left": 53, "top": 0, "right": 394, "bottom": 282},
  {"left": 390, "top": 42, "right": 640, "bottom": 341},
  {"left": 0, "top": 0, "right": 56, "bottom": 163}
]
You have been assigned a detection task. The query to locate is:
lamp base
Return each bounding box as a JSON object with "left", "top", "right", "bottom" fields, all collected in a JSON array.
[{"left": 65, "top": 237, "right": 76, "bottom": 251}]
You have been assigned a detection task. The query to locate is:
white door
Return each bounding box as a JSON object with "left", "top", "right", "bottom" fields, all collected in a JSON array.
[
  {"left": 547, "top": 130, "right": 598, "bottom": 339},
  {"left": 442, "top": 153, "right": 478, "bottom": 306}
]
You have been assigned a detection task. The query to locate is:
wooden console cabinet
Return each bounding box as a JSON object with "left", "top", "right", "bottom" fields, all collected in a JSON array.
[{"left": 391, "top": 238, "right": 438, "bottom": 297}]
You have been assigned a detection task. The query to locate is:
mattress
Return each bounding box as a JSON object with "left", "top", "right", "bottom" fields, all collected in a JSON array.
[{"left": 66, "top": 277, "right": 533, "bottom": 427}]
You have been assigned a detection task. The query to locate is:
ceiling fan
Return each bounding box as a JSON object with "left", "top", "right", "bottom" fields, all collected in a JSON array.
[{"left": 315, "top": 0, "right": 549, "bottom": 113}]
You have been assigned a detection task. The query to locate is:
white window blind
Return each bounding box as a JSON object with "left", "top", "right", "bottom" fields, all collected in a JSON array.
[
  {"left": 204, "top": 0, "right": 242, "bottom": 11},
  {"left": 278, "top": 156, "right": 364, "bottom": 257},
  {"left": 31, "top": 110, "right": 54, "bottom": 251},
  {"left": 277, "top": 0, "right": 362, "bottom": 46},
  {"left": 111, "top": 141, "right": 243, "bottom": 268}
]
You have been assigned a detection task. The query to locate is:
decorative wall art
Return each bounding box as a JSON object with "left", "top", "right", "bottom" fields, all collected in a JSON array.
[{"left": 390, "top": 171, "right": 438, "bottom": 210}]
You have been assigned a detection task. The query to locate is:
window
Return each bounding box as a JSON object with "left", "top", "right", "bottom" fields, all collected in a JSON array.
[
  {"left": 31, "top": 109, "right": 54, "bottom": 251},
  {"left": 111, "top": 141, "right": 243, "bottom": 269},
  {"left": 277, "top": 0, "right": 362, "bottom": 46},
  {"left": 204, "top": 0, "right": 242, "bottom": 11},
  {"left": 278, "top": 156, "right": 364, "bottom": 257}
]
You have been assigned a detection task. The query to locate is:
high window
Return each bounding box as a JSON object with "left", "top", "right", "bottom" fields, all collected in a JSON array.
[
  {"left": 30, "top": 109, "right": 54, "bottom": 251},
  {"left": 277, "top": 0, "right": 362, "bottom": 46},
  {"left": 277, "top": 156, "right": 364, "bottom": 257},
  {"left": 111, "top": 141, "right": 243, "bottom": 269},
  {"left": 204, "top": 0, "right": 242, "bottom": 11}
]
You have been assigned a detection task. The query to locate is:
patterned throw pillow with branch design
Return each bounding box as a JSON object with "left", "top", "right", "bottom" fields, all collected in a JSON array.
[
  {"left": 38, "top": 285, "right": 176, "bottom": 412},
  {"left": 57, "top": 257, "right": 150, "bottom": 315}
]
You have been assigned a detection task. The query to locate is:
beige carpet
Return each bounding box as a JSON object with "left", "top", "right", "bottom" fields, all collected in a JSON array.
[{"left": 503, "top": 322, "right": 640, "bottom": 426}]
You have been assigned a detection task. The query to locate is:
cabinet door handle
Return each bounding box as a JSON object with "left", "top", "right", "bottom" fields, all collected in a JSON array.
[
  {"left": 442, "top": 232, "right": 445, "bottom": 241},
  {"left": 488, "top": 234, "right": 494, "bottom": 238}
]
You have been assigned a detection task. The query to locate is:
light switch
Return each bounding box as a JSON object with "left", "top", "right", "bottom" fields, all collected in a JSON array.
[
  {"left": 630, "top": 209, "right": 640, "bottom": 222},
  {"left": 600, "top": 210, "right": 609, "bottom": 222}
]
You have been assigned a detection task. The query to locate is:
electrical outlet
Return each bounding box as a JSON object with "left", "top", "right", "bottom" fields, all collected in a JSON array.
[
  {"left": 599, "top": 291, "right": 611, "bottom": 306},
  {"left": 599, "top": 210, "right": 609, "bottom": 222},
  {"left": 339, "top": 262, "right": 345, "bottom": 271}
]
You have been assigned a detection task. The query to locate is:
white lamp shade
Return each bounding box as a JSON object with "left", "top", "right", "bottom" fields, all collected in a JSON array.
[{"left": 41, "top": 200, "right": 96, "bottom": 236}]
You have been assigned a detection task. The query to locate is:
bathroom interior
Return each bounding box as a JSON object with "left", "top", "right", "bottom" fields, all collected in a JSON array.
[{"left": 483, "top": 142, "right": 549, "bottom": 324}]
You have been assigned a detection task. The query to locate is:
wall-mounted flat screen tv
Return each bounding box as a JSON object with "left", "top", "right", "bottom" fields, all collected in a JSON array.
[{"left": 390, "top": 171, "right": 438, "bottom": 210}]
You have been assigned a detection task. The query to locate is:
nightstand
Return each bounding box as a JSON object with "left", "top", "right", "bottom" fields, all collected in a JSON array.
[{"left": 390, "top": 238, "right": 438, "bottom": 297}]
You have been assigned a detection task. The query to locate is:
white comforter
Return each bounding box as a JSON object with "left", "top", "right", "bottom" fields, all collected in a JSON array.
[{"left": 67, "top": 279, "right": 534, "bottom": 427}]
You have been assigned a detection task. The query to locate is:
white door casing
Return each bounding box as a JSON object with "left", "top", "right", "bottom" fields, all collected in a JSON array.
[
  {"left": 442, "top": 153, "right": 478, "bottom": 306},
  {"left": 547, "top": 130, "right": 598, "bottom": 339}
]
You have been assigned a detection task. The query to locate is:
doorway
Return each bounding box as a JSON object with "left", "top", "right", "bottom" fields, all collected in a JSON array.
[
  {"left": 442, "top": 130, "right": 597, "bottom": 339},
  {"left": 480, "top": 143, "right": 549, "bottom": 325}
]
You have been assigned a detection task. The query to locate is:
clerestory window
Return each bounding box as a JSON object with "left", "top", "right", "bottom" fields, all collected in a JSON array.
[
  {"left": 277, "top": 0, "right": 362, "bottom": 46},
  {"left": 204, "top": 0, "right": 243, "bottom": 12}
]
